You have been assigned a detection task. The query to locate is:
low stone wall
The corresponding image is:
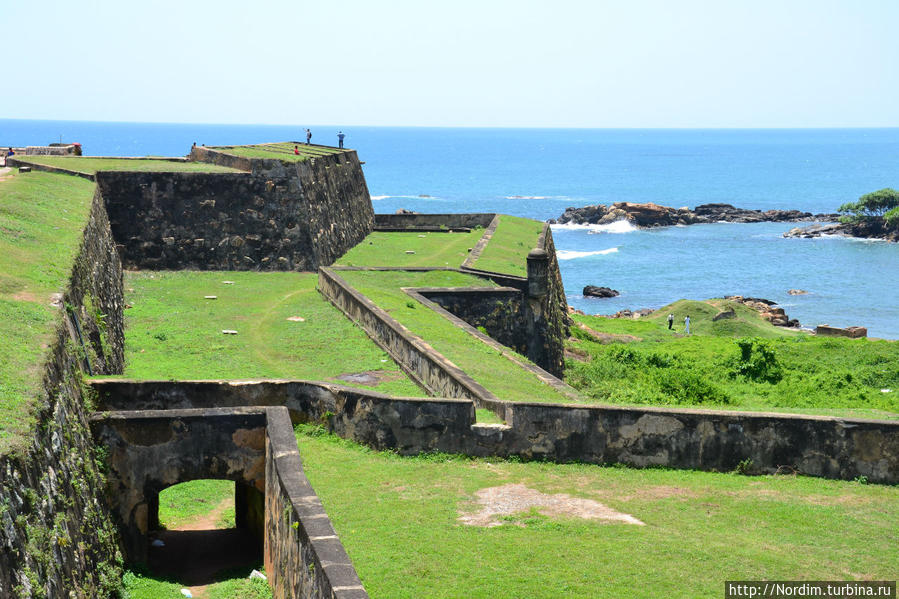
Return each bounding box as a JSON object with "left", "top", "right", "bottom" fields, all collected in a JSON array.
[
  {"left": 0, "top": 190, "right": 125, "bottom": 597},
  {"left": 374, "top": 213, "right": 495, "bottom": 230},
  {"left": 6, "top": 157, "right": 96, "bottom": 180},
  {"left": 264, "top": 406, "right": 368, "bottom": 599},
  {"left": 88, "top": 380, "right": 899, "bottom": 484},
  {"left": 318, "top": 267, "right": 507, "bottom": 413}
]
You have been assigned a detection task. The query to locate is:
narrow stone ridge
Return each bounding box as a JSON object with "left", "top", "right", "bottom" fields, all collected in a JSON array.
[
  {"left": 783, "top": 221, "right": 899, "bottom": 242},
  {"left": 549, "top": 202, "right": 839, "bottom": 228}
]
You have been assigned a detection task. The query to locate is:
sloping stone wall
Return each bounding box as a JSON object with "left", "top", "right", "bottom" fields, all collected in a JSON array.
[
  {"left": 0, "top": 190, "right": 125, "bottom": 598},
  {"left": 99, "top": 148, "right": 374, "bottom": 271}
]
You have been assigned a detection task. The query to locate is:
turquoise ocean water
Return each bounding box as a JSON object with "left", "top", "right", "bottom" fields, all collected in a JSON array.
[{"left": 3, "top": 121, "right": 897, "bottom": 337}]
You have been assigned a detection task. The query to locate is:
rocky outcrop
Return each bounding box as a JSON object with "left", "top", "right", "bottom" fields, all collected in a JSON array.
[
  {"left": 726, "top": 296, "right": 799, "bottom": 328},
  {"left": 550, "top": 202, "right": 839, "bottom": 228},
  {"left": 783, "top": 221, "right": 899, "bottom": 242},
  {"left": 583, "top": 285, "right": 619, "bottom": 298}
]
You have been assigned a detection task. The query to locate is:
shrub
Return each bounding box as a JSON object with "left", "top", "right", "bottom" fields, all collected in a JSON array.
[
  {"left": 731, "top": 338, "right": 782, "bottom": 383},
  {"left": 656, "top": 369, "right": 730, "bottom": 405}
]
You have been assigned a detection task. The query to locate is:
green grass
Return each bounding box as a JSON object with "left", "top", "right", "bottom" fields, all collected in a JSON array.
[
  {"left": 566, "top": 299, "right": 899, "bottom": 419},
  {"left": 122, "top": 568, "right": 272, "bottom": 599},
  {"left": 0, "top": 170, "right": 97, "bottom": 453},
  {"left": 13, "top": 156, "right": 243, "bottom": 174},
  {"left": 210, "top": 142, "right": 344, "bottom": 162},
  {"left": 471, "top": 215, "right": 544, "bottom": 276},
  {"left": 295, "top": 424, "right": 899, "bottom": 599},
  {"left": 158, "top": 479, "right": 234, "bottom": 530},
  {"left": 336, "top": 229, "right": 485, "bottom": 268},
  {"left": 122, "top": 271, "right": 425, "bottom": 396},
  {"left": 335, "top": 270, "right": 581, "bottom": 403}
]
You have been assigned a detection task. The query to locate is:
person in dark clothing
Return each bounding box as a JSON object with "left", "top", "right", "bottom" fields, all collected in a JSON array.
[
  {"left": 337, "top": 131, "right": 345, "bottom": 149},
  {"left": 305, "top": 129, "right": 312, "bottom": 145},
  {"left": 667, "top": 313, "right": 674, "bottom": 330}
]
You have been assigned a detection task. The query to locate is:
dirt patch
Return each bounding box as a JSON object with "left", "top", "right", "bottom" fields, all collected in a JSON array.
[
  {"left": 575, "top": 322, "right": 641, "bottom": 344},
  {"left": 564, "top": 346, "right": 591, "bottom": 362},
  {"left": 336, "top": 370, "right": 406, "bottom": 386},
  {"left": 459, "top": 483, "right": 644, "bottom": 527}
]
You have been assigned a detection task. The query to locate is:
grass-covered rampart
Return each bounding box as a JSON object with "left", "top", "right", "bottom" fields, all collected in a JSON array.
[
  {"left": 336, "top": 229, "right": 485, "bottom": 268},
  {"left": 12, "top": 155, "right": 243, "bottom": 174},
  {"left": 469, "top": 214, "right": 544, "bottom": 276},
  {"left": 122, "top": 271, "right": 425, "bottom": 396},
  {"left": 296, "top": 424, "right": 899, "bottom": 599},
  {"left": 209, "top": 142, "right": 345, "bottom": 162},
  {"left": 334, "top": 269, "right": 580, "bottom": 403},
  {"left": 566, "top": 299, "right": 899, "bottom": 420},
  {"left": 0, "top": 170, "right": 97, "bottom": 452}
]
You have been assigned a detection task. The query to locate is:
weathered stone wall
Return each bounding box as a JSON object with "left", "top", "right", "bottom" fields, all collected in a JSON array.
[
  {"left": 264, "top": 407, "right": 368, "bottom": 599},
  {"left": 374, "top": 213, "right": 495, "bottom": 230},
  {"left": 89, "top": 380, "right": 899, "bottom": 484},
  {"left": 318, "top": 268, "right": 507, "bottom": 413},
  {"left": 527, "top": 224, "right": 569, "bottom": 377},
  {"left": 89, "top": 408, "right": 268, "bottom": 564},
  {"left": 99, "top": 148, "right": 374, "bottom": 271},
  {"left": 0, "top": 189, "right": 125, "bottom": 598},
  {"left": 416, "top": 288, "right": 528, "bottom": 354}
]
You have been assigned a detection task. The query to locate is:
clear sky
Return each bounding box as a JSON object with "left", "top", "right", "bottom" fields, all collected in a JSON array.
[{"left": 2, "top": 0, "right": 897, "bottom": 127}]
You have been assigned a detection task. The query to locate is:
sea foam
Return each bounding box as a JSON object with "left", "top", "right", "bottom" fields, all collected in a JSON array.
[
  {"left": 551, "top": 220, "right": 638, "bottom": 234},
  {"left": 556, "top": 248, "right": 619, "bottom": 260}
]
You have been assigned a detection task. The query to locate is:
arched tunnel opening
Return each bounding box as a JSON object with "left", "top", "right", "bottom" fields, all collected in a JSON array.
[{"left": 145, "top": 478, "right": 265, "bottom": 588}]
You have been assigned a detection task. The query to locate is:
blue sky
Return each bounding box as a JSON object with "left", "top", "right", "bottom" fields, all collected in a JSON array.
[{"left": 2, "top": 0, "right": 897, "bottom": 127}]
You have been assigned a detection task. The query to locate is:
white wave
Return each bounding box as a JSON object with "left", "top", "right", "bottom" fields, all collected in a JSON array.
[
  {"left": 370, "top": 194, "right": 440, "bottom": 201},
  {"left": 505, "top": 195, "right": 549, "bottom": 200},
  {"left": 557, "top": 248, "right": 619, "bottom": 260},
  {"left": 551, "top": 220, "right": 639, "bottom": 234}
]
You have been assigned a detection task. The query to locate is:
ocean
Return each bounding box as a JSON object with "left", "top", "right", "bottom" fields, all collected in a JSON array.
[{"left": 3, "top": 120, "right": 898, "bottom": 338}]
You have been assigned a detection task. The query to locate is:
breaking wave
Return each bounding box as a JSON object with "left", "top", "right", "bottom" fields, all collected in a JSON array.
[
  {"left": 556, "top": 248, "right": 619, "bottom": 260},
  {"left": 370, "top": 194, "right": 440, "bottom": 201},
  {"left": 551, "top": 220, "right": 639, "bottom": 234}
]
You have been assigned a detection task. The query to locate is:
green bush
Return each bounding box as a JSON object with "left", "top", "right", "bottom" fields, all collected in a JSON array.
[
  {"left": 656, "top": 369, "right": 730, "bottom": 405},
  {"left": 731, "top": 338, "right": 782, "bottom": 383}
]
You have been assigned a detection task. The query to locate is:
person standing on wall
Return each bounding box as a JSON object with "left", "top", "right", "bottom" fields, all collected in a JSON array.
[
  {"left": 306, "top": 129, "right": 312, "bottom": 145},
  {"left": 337, "top": 131, "right": 345, "bottom": 149}
]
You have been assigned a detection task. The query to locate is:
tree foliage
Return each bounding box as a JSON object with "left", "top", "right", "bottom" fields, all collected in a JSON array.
[
  {"left": 885, "top": 205, "right": 899, "bottom": 227},
  {"left": 838, "top": 188, "right": 899, "bottom": 223}
]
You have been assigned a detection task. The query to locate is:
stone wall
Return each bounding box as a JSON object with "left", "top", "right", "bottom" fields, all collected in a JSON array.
[
  {"left": 415, "top": 288, "right": 527, "bottom": 354},
  {"left": 527, "top": 224, "right": 569, "bottom": 377},
  {"left": 88, "top": 380, "right": 899, "bottom": 484},
  {"left": 0, "top": 190, "right": 125, "bottom": 598},
  {"left": 318, "top": 268, "right": 507, "bottom": 413},
  {"left": 99, "top": 148, "right": 374, "bottom": 271},
  {"left": 374, "top": 213, "right": 495, "bottom": 230}
]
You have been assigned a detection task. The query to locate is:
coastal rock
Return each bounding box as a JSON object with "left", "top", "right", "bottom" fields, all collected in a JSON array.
[
  {"left": 610, "top": 308, "right": 653, "bottom": 319},
  {"left": 583, "top": 285, "right": 620, "bottom": 298},
  {"left": 783, "top": 221, "right": 899, "bottom": 242},
  {"left": 395, "top": 208, "right": 418, "bottom": 215},
  {"left": 550, "top": 202, "right": 839, "bottom": 229},
  {"left": 726, "top": 296, "right": 799, "bottom": 328}
]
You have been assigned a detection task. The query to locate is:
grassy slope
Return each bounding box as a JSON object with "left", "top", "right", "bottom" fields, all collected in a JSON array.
[
  {"left": 158, "top": 479, "right": 235, "bottom": 530},
  {"left": 471, "top": 214, "right": 544, "bottom": 276},
  {"left": 212, "top": 142, "right": 343, "bottom": 162},
  {"left": 336, "top": 270, "right": 580, "bottom": 403},
  {"left": 566, "top": 299, "right": 899, "bottom": 419},
  {"left": 122, "top": 271, "right": 425, "bottom": 397},
  {"left": 0, "top": 170, "right": 96, "bottom": 452},
  {"left": 13, "top": 156, "right": 242, "bottom": 174},
  {"left": 336, "top": 229, "right": 485, "bottom": 268},
  {"left": 297, "top": 425, "right": 899, "bottom": 599}
]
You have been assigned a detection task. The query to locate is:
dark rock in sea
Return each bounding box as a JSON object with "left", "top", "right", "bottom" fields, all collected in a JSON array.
[
  {"left": 550, "top": 201, "right": 840, "bottom": 229},
  {"left": 583, "top": 285, "right": 620, "bottom": 298},
  {"left": 784, "top": 220, "right": 899, "bottom": 242},
  {"left": 787, "top": 289, "right": 808, "bottom": 295},
  {"left": 395, "top": 208, "right": 418, "bottom": 215}
]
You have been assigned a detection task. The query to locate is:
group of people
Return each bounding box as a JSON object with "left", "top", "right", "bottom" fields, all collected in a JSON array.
[
  {"left": 667, "top": 313, "right": 691, "bottom": 335},
  {"left": 298, "top": 130, "right": 346, "bottom": 149}
]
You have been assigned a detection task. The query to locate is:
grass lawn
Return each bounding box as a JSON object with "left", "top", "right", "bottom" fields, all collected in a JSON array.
[
  {"left": 335, "top": 229, "right": 485, "bottom": 268},
  {"left": 566, "top": 299, "right": 899, "bottom": 420},
  {"left": 122, "top": 271, "right": 425, "bottom": 397},
  {"left": 296, "top": 424, "right": 899, "bottom": 599},
  {"left": 13, "top": 156, "right": 243, "bottom": 174},
  {"left": 0, "top": 170, "right": 97, "bottom": 453},
  {"left": 335, "top": 269, "right": 581, "bottom": 403},
  {"left": 123, "top": 566, "right": 271, "bottom": 599},
  {"left": 470, "top": 215, "right": 544, "bottom": 276},
  {"left": 158, "top": 479, "right": 235, "bottom": 530},
  {"left": 210, "top": 142, "right": 344, "bottom": 162}
]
